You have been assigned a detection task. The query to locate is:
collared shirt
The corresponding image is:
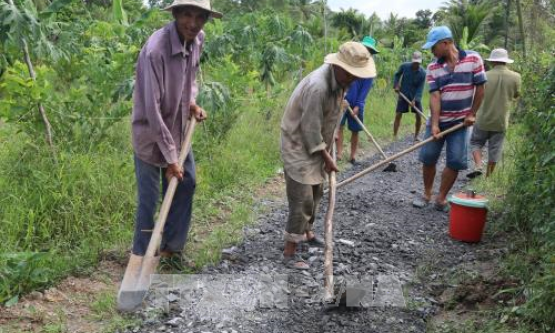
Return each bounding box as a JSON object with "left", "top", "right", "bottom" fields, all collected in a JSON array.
[
  {"left": 427, "top": 49, "right": 487, "bottom": 123},
  {"left": 393, "top": 62, "right": 426, "bottom": 101},
  {"left": 281, "top": 64, "right": 345, "bottom": 185},
  {"left": 476, "top": 65, "right": 521, "bottom": 132},
  {"left": 132, "top": 22, "right": 204, "bottom": 167},
  {"left": 345, "top": 78, "right": 374, "bottom": 112}
]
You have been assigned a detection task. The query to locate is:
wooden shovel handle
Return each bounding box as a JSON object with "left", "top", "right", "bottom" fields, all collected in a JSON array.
[
  {"left": 323, "top": 143, "right": 336, "bottom": 301},
  {"left": 397, "top": 91, "right": 429, "bottom": 120},
  {"left": 346, "top": 105, "right": 388, "bottom": 160},
  {"left": 144, "top": 118, "right": 197, "bottom": 258},
  {"left": 335, "top": 123, "right": 465, "bottom": 189}
]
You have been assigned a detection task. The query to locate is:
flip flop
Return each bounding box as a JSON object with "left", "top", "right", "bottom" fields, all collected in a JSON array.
[
  {"left": 434, "top": 202, "right": 450, "bottom": 213},
  {"left": 305, "top": 236, "right": 325, "bottom": 248},
  {"left": 282, "top": 253, "right": 309, "bottom": 270},
  {"left": 412, "top": 197, "right": 430, "bottom": 208},
  {"left": 466, "top": 170, "right": 483, "bottom": 179}
]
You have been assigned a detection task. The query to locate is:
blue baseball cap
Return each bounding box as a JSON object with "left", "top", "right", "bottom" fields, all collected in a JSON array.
[{"left": 422, "top": 26, "right": 453, "bottom": 49}]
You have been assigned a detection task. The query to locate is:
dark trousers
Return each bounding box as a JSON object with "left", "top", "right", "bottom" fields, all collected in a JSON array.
[{"left": 132, "top": 153, "right": 196, "bottom": 256}]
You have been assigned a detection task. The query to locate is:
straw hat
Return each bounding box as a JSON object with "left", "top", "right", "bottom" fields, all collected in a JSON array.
[
  {"left": 486, "top": 48, "right": 514, "bottom": 63},
  {"left": 164, "top": 0, "right": 223, "bottom": 19},
  {"left": 324, "top": 42, "right": 377, "bottom": 78}
]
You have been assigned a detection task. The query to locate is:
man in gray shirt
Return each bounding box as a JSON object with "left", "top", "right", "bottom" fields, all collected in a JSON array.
[
  {"left": 130, "top": 0, "right": 221, "bottom": 262},
  {"left": 281, "top": 42, "right": 376, "bottom": 269}
]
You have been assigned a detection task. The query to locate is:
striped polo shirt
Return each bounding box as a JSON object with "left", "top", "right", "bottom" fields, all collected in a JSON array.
[{"left": 426, "top": 49, "right": 487, "bottom": 123}]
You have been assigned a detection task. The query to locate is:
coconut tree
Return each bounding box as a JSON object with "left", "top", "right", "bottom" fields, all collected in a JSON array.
[
  {"left": 331, "top": 8, "right": 366, "bottom": 39},
  {"left": 439, "top": 0, "right": 493, "bottom": 46}
]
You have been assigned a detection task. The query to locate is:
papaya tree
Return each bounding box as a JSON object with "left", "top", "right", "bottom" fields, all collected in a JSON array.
[{"left": 0, "top": 0, "right": 68, "bottom": 147}]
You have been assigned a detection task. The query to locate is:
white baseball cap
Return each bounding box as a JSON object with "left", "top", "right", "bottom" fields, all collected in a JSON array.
[{"left": 412, "top": 51, "right": 423, "bottom": 63}]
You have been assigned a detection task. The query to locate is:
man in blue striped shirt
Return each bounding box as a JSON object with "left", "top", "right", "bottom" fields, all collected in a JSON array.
[{"left": 413, "top": 26, "right": 486, "bottom": 212}]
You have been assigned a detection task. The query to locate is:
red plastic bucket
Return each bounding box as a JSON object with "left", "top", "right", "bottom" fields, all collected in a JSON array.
[{"left": 448, "top": 191, "right": 488, "bottom": 243}]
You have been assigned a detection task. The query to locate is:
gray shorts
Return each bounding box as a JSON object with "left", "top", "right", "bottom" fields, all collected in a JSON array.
[{"left": 470, "top": 127, "right": 506, "bottom": 163}]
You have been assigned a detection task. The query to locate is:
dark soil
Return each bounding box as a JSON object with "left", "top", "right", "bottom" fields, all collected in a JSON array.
[{"left": 124, "top": 137, "right": 510, "bottom": 333}]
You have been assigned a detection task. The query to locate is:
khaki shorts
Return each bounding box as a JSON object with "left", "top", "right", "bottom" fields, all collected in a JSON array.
[
  {"left": 470, "top": 127, "right": 506, "bottom": 163},
  {"left": 283, "top": 173, "right": 323, "bottom": 243}
]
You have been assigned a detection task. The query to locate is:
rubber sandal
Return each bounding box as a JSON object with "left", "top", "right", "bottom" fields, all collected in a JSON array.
[
  {"left": 282, "top": 253, "right": 309, "bottom": 270},
  {"left": 412, "top": 197, "right": 430, "bottom": 208},
  {"left": 434, "top": 202, "right": 450, "bottom": 213},
  {"left": 466, "top": 170, "right": 483, "bottom": 179},
  {"left": 305, "top": 236, "right": 325, "bottom": 248},
  {"left": 349, "top": 158, "right": 358, "bottom": 165}
]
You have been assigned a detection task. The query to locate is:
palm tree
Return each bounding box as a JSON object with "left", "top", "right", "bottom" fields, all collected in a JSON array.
[
  {"left": 289, "top": 0, "right": 319, "bottom": 22},
  {"left": 331, "top": 8, "right": 366, "bottom": 39},
  {"left": 439, "top": 0, "right": 494, "bottom": 46}
]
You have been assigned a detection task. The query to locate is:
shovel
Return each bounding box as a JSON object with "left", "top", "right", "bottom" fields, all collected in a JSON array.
[
  {"left": 345, "top": 105, "right": 397, "bottom": 172},
  {"left": 323, "top": 144, "right": 366, "bottom": 307},
  {"left": 117, "top": 118, "right": 197, "bottom": 312},
  {"left": 397, "top": 91, "right": 429, "bottom": 120}
]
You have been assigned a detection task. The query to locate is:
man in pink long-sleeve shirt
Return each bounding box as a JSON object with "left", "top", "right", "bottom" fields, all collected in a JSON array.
[{"left": 130, "top": 0, "right": 221, "bottom": 263}]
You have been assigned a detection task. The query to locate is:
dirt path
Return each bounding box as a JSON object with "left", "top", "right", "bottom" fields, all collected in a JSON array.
[{"left": 129, "top": 137, "right": 507, "bottom": 333}]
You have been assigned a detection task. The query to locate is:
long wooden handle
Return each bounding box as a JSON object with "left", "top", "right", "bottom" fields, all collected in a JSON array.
[
  {"left": 323, "top": 143, "right": 337, "bottom": 302},
  {"left": 143, "top": 118, "right": 197, "bottom": 258},
  {"left": 397, "top": 91, "right": 429, "bottom": 120},
  {"left": 346, "top": 105, "right": 388, "bottom": 160},
  {"left": 335, "top": 123, "right": 465, "bottom": 189}
]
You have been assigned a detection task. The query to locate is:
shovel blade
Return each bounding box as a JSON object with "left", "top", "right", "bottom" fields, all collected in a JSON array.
[
  {"left": 330, "top": 280, "right": 366, "bottom": 307},
  {"left": 117, "top": 254, "right": 160, "bottom": 312}
]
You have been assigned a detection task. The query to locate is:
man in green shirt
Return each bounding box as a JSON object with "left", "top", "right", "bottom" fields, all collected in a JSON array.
[{"left": 468, "top": 48, "right": 521, "bottom": 178}]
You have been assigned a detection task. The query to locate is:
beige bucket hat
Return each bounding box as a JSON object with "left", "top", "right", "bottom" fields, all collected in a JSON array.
[
  {"left": 324, "top": 42, "right": 377, "bottom": 78},
  {"left": 164, "top": 0, "right": 223, "bottom": 19}
]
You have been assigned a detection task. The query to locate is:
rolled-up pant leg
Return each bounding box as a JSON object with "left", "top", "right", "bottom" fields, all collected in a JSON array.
[
  {"left": 132, "top": 153, "right": 196, "bottom": 256},
  {"left": 284, "top": 173, "right": 324, "bottom": 243}
]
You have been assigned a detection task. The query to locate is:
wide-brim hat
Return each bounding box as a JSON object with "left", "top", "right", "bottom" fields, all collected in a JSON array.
[
  {"left": 324, "top": 41, "right": 377, "bottom": 78},
  {"left": 486, "top": 48, "right": 514, "bottom": 63},
  {"left": 164, "top": 0, "right": 223, "bottom": 19}
]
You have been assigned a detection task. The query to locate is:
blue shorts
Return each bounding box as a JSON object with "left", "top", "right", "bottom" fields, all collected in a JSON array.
[
  {"left": 340, "top": 108, "right": 364, "bottom": 132},
  {"left": 419, "top": 122, "right": 469, "bottom": 171},
  {"left": 396, "top": 97, "right": 422, "bottom": 114}
]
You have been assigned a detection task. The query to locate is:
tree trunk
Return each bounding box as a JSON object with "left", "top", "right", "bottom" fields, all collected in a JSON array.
[
  {"left": 515, "top": 0, "right": 526, "bottom": 58},
  {"left": 22, "top": 38, "right": 54, "bottom": 148},
  {"left": 504, "top": 0, "right": 511, "bottom": 49},
  {"left": 322, "top": 0, "right": 327, "bottom": 54}
]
